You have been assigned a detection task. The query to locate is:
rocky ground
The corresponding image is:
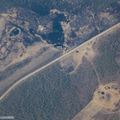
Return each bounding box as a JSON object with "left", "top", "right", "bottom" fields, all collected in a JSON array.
[
  {"left": 0, "top": 0, "right": 120, "bottom": 72},
  {"left": 0, "top": 1, "right": 120, "bottom": 120}
]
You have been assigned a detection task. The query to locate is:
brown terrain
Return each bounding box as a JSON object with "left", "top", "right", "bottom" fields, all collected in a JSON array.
[{"left": 1, "top": 1, "right": 120, "bottom": 120}]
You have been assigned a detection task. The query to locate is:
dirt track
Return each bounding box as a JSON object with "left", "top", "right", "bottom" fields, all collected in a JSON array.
[{"left": 1, "top": 22, "right": 120, "bottom": 101}]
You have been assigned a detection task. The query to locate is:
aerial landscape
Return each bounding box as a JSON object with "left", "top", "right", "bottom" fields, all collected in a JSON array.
[{"left": 0, "top": 0, "right": 120, "bottom": 120}]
